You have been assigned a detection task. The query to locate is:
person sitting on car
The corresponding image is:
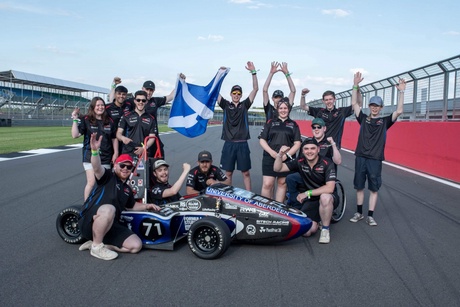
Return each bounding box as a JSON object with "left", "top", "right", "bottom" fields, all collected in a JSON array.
[
  {"left": 78, "top": 133, "right": 160, "bottom": 261},
  {"left": 148, "top": 158, "right": 191, "bottom": 206},
  {"left": 186, "top": 150, "right": 229, "bottom": 195}
]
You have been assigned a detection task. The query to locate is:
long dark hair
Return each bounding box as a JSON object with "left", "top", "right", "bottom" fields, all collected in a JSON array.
[{"left": 87, "top": 97, "right": 109, "bottom": 125}]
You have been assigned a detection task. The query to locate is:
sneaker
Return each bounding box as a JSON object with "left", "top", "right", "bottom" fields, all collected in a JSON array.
[
  {"left": 366, "top": 216, "right": 378, "bottom": 226},
  {"left": 78, "top": 240, "right": 93, "bottom": 251},
  {"left": 90, "top": 243, "right": 118, "bottom": 260},
  {"left": 350, "top": 212, "right": 364, "bottom": 223},
  {"left": 319, "top": 229, "right": 330, "bottom": 244}
]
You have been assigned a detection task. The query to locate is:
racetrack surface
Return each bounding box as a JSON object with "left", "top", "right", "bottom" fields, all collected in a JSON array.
[{"left": 0, "top": 125, "right": 459, "bottom": 306}]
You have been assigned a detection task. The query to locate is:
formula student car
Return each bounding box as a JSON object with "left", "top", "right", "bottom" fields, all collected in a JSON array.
[{"left": 56, "top": 183, "right": 313, "bottom": 260}]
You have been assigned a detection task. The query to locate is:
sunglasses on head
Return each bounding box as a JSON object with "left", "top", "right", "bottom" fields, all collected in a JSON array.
[
  {"left": 119, "top": 163, "right": 133, "bottom": 170},
  {"left": 232, "top": 91, "right": 242, "bottom": 96},
  {"left": 135, "top": 98, "right": 147, "bottom": 103},
  {"left": 312, "top": 125, "right": 322, "bottom": 130}
]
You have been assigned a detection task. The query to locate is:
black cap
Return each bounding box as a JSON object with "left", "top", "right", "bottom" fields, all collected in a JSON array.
[
  {"left": 198, "top": 150, "right": 212, "bottom": 162},
  {"left": 272, "top": 90, "right": 284, "bottom": 98},
  {"left": 115, "top": 85, "right": 128, "bottom": 93},
  {"left": 301, "top": 137, "right": 319, "bottom": 148},
  {"left": 231, "top": 85, "right": 242, "bottom": 93},
  {"left": 143, "top": 80, "right": 155, "bottom": 90}
]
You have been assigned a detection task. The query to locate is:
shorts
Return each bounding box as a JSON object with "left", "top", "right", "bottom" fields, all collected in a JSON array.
[
  {"left": 300, "top": 192, "right": 339, "bottom": 223},
  {"left": 220, "top": 141, "right": 251, "bottom": 172},
  {"left": 83, "top": 162, "right": 111, "bottom": 171},
  {"left": 353, "top": 156, "right": 382, "bottom": 192},
  {"left": 79, "top": 204, "right": 135, "bottom": 248},
  {"left": 262, "top": 155, "right": 293, "bottom": 177}
]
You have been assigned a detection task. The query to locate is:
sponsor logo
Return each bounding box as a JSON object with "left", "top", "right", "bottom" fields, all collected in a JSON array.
[
  {"left": 224, "top": 203, "right": 237, "bottom": 210},
  {"left": 246, "top": 224, "right": 256, "bottom": 235},
  {"left": 258, "top": 211, "right": 269, "bottom": 218},
  {"left": 120, "top": 215, "right": 133, "bottom": 222},
  {"left": 137, "top": 160, "right": 145, "bottom": 170},
  {"left": 256, "top": 220, "right": 289, "bottom": 226},
  {"left": 260, "top": 227, "right": 282, "bottom": 233},
  {"left": 202, "top": 208, "right": 216, "bottom": 212},
  {"left": 240, "top": 207, "right": 257, "bottom": 214},
  {"left": 137, "top": 179, "right": 143, "bottom": 187},
  {"left": 184, "top": 216, "right": 201, "bottom": 231},
  {"left": 186, "top": 199, "right": 201, "bottom": 211}
]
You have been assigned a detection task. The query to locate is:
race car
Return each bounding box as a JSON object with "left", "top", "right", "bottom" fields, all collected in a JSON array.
[{"left": 56, "top": 183, "right": 313, "bottom": 260}]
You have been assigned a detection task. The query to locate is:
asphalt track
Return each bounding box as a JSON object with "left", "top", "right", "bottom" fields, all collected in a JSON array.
[{"left": 0, "top": 125, "right": 459, "bottom": 306}]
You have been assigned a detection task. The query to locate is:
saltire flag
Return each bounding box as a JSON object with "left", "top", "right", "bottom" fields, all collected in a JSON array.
[{"left": 168, "top": 68, "right": 230, "bottom": 138}]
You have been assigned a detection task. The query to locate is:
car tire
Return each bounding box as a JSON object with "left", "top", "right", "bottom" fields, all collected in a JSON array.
[
  {"left": 56, "top": 206, "right": 84, "bottom": 244},
  {"left": 331, "top": 180, "right": 347, "bottom": 223},
  {"left": 187, "top": 216, "right": 231, "bottom": 259}
]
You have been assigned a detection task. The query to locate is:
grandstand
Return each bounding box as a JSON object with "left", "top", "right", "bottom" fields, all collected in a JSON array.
[{"left": 0, "top": 70, "right": 108, "bottom": 126}]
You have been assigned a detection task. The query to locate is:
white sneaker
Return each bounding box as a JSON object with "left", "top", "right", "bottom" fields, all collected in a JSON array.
[
  {"left": 366, "top": 216, "right": 378, "bottom": 226},
  {"left": 349, "top": 212, "right": 364, "bottom": 223},
  {"left": 319, "top": 229, "right": 330, "bottom": 244},
  {"left": 90, "top": 243, "right": 118, "bottom": 260},
  {"left": 78, "top": 240, "right": 93, "bottom": 251}
]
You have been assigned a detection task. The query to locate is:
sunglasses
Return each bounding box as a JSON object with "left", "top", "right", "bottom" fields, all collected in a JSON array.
[
  {"left": 119, "top": 163, "right": 133, "bottom": 170},
  {"left": 135, "top": 99, "right": 147, "bottom": 103},
  {"left": 232, "top": 91, "right": 242, "bottom": 96},
  {"left": 312, "top": 125, "right": 322, "bottom": 130}
]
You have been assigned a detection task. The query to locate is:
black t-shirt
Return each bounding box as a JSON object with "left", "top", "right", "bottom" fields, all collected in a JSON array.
[
  {"left": 106, "top": 102, "right": 133, "bottom": 127},
  {"left": 355, "top": 111, "right": 395, "bottom": 161},
  {"left": 308, "top": 105, "right": 353, "bottom": 149},
  {"left": 118, "top": 111, "right": 157, "bottom": 154},
  {"left": 81, "top": 169, "right": 135, "bottom": 220},
  {"left": 148, "top": 181, "right": 181, "bottom": 206},
  {"left": 218, "top": 97, "right": 252, "bottom": 141},
  {"left": 77, "top": 116, "right": 117, "bottom": 164},
  {"left": 263, "top": 102, "right": 276, "bottom": 122},
  {"left": 186, "top": 165, "right": 228, "bottom": 192},
  {"left": 285, "top": 156, "right": 336, "bottom": 201},
  {"left": 258, "top": 117, "right": 301, "bottom": 157}
]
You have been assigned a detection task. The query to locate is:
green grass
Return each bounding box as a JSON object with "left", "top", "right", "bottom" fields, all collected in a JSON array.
[{"left": 0, "top": 125, "right": 173, "bottom": 154}]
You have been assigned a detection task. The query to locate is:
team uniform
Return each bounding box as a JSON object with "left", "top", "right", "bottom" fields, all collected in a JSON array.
[
  {"left": 263, "top": 102, "right": 276, "bottom": 122},
  {"left": 308, "top": 106, "right": 353, "bottom": 149},
  {"left": 186, "top": 165, "right": 228, "bottom": 193},
  {"left": 118, "top": 111, "right": 158, "bottom": 157},
  {"left": 218, "top": 97, "right": 252, "bottom": 172},
  {"left": 258, "top": 117, "right": 301, "bottom": 177},
  {"left": 105, "top": 102, "right": 133, "bottom": 127},
  {"left": 79, "top": 169, "right": 136, "bottom": 248},
  {"left": 148, "top": 181, "right": 181, "bottom": 206},
  {"left": 285, "top": 156, "right": 338, "bottom": 219},
  {"left": 77, "top": 116, "right": 117, "bottom": 166},
  {"left": 354, "top": 111, "right": 395, "bottom": 192}
]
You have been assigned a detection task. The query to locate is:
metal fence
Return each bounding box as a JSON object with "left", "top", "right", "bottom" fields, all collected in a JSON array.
[{"left": 290, "top": 54, "right": 460, "bottom": 122}]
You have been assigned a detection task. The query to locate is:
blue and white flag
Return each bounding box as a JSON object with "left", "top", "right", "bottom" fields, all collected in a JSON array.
[{"left": 168, "top": 68, "right": 230, "bottom": 138}]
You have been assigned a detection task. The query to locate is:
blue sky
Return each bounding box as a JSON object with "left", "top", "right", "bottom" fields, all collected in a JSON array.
[{"left": 1, "top": 0, "right": 459, "bottom": 107}]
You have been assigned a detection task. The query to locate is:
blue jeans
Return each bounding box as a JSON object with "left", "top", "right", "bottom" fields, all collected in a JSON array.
[{"left": 286, "top": 172, "right": 307, "bottom": 209}]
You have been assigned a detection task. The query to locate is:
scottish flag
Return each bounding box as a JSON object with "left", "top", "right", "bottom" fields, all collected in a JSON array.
[{"left": 168, "top": 68, "right": 230, "bottom": 138}]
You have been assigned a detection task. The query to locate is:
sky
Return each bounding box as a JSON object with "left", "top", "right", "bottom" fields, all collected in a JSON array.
[{"left": 1, "top": 0, "right": 459, "bottom": 108}]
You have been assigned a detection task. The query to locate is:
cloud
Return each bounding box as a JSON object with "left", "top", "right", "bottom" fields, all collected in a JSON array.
[
  {"left": 350, "top": 68, "right": 368, "bottom": 75},
  {"left": 0, "top": 2, "right": 78, "bottom": 17},
  {"left": 197, "top": 35, "right": 224, "bottom": 42},
  {"left": 443, "top": 31, "right": 460, "bottom": 36},
  {"left": 229, "top": 0, "right": 253, "bottom": 3},
  {"left": 229, "top": 0, "right": 272, "bottom": 9},
  {"left": 35, "top": 45, "right": 76, "bottom": 55},
  {"left": 321, "top": 9, "right": 351, "bottom": 18}
]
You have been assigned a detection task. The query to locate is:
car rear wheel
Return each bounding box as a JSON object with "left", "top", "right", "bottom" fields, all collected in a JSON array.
[
  {"left": 187, "top": 217, "right": 231, "bottom": 259},
  {"left": 331, "top": 180, "right": 347, "bottom": 223},
  {"left": 56, "top": 206, "right": 84, "bottom": 244}
]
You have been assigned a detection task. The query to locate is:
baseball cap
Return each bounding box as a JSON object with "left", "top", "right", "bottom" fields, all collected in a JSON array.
[
  {"left": 198, "top": 150, "right": 212, "bottom": 162},
  {"left": 369, "top": 96, "right": 383, "bottom": 107},
  {"left": 272, "top": 90, "right": 284, "bottom": 98},
  {"left": 301, "top": 137, "right": 319, "bottom": 148},
  {"left": 231, "top": 85, "right": 242, "bottom": 93},
  {"left": 153, "top": 159, "right": 169, "bottom": 170},
  {"left": 115, "top": 85, "right": 128, "bottom": 93},
  {"left": 311, "top": 117, "right": 326, "bottom": 127},
  {"left": 115, "top": 154, "right": 133, "bottom": 165},
  {"left": 143, "top": 80, "right": 155, "bottom": 90}
]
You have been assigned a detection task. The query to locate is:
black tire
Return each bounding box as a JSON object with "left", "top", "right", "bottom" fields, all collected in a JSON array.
[
  {"left": 56, "top": 206, "right": 84, "bottom": 244},
  {"left": 331, "top": 180, "right": 347, "bottom": 223},
  {"left": 187, "top": 217, "right": 231, "bottom": 260}
]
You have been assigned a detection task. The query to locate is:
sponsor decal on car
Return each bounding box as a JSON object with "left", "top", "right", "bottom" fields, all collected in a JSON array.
[
  {"left": 259, "top": 227, "right": 282, "bottom": 233},
  {"left": 224, "top": 203, "right": 238, "bottom": 210},
  {"left": 256, "top": 220, "right": 289, "bottom": 226},
  {"left": 246, "top": 224, "right": 256, "bottom": 235},
  {"left": 137, "top": 179, "right": 143, "bottom": 187},
  {"left": 240, "top": 207, "right": 257, "bottom": 214},
  {"left": 184, "top": 216, "right": 201, "bottom": 231},
  {"left": 186, "top": 199, "right": 201, "bottom": 211}
]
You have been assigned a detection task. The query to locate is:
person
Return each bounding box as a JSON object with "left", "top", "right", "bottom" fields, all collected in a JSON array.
[
  {"left": 300, "top": 87, "right": 362, "bottom": 149},
  {"left": 217, "top": 61, "right": 259, "bottom": 191},
  {"left": 274, "top": 138, "right": 338, "bottom": 244},
  {"left": 262, "top": 61, "right": 296, "bottom": 121},
  {"left": 78, "top": 133, "right": 161, "bottom": 260},
  {"left": 349, "top": 72, "right": 406, "bottom": 226},
  {"left": 186, "top": 150, "right": 229, "bottom": 195},
  {"left": 148, "top": 159, "right": 191, "bottom": 206},
  {"left": 116, "top": 90, "right": 158, "bottom": 158},
  {"left": 106, "top": 84, "right": 132, "bottom": 127},
  {"left": 285, "top": 117, "right": 341, "bottom": 206},
  {"left": 259, "top": 97, "right": 301, "bottom": 202},
  {"left": 71, "top": 97, "right": 118, "bottom": 200}
]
